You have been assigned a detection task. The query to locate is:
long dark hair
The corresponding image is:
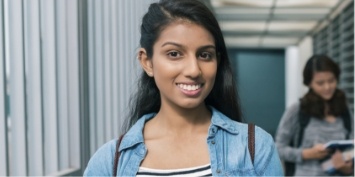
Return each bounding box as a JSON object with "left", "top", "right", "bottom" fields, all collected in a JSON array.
[
  {"left": 300, "top": 55, "right": 347, "bottom": 118},
  {"left": 124, "top": 0, "right": 242, "bottom": 132}
]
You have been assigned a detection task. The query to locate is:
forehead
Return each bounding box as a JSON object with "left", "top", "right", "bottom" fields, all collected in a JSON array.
[
  {"left": 312, "top": 71, "right": 335, "bottom": 80},
  {"left": 155, "top": 21, "right": 215, "bottom": 47}
]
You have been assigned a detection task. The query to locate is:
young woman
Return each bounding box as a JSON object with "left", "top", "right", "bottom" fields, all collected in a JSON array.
[
  {"left": 275, "top": 55, "right": 354, "bottom": 176},
  {"left": 84, "top": 0, "right": 283, "bottom": 176}
]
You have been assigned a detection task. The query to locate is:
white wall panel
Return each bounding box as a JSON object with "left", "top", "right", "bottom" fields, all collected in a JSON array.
[
  {"left": 0, "top": 0, "right": 8, "bottom": 175},
  {"left": 127, "top": 0, "right": 132, "bottom": 107},
  {"left": 103, "top": 0, "right": 112, "bottom": 142},
  {"left": 117, "top": 0, "right": 126, "bottom": 134},
  {"left": 24, "top": 0, "right": 43, "bottom": 175},
  {"left": 56, "top": 0, "right": 70, "bottom": 171},
  {"left": 94, "top": 0, "right": 105, "bottom": 148},
  {"left": 87, "top": 0, "right": 97, "bottom": 156},
  {"left": 40, "top": 0, "right": 59, "bottom": 174},
  {"left": 110, "top": 0, "right": 119, "bottom": 138},
  {"left": 7, "top": 0, "right": 27, "bottom": 175},
  {"left": 285, "top": 46, "right": 299, "bottom": 108},
  {"left": 67, "top": 0, "right": 80, "bottom": 168}
]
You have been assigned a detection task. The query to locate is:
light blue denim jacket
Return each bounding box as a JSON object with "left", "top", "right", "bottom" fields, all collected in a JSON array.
[{"left": 84, "top": 107, "right": 284, "bottom": 176}]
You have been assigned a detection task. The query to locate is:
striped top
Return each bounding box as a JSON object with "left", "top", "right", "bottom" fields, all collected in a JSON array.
[{"left": 136, "top": 164, "right": 212, "bottom": 177}]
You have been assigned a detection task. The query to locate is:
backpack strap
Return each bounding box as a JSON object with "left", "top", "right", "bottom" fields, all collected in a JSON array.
[
  {"left": 113, "top": 134, "right": 125, "bottom": 177},
  {"left": 248, "top": 123, "right": 255, "bottom": 164},
  {"left": 284, "top": 110, "right": 310, "bottom": 176},
  {"left": 341, "top": 108, "right": 352, "bottom": 139},
  {"left": 297, "top": 111, "right": 311, "bottom": 147}
]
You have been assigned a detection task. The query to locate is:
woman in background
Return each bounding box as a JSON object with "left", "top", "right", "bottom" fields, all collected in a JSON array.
[
  {"left": 84, "top": 0, "right": 283, "bottom": 176},
  {"left": 276, "top": 54, "right": 353, "bottom": 176}
]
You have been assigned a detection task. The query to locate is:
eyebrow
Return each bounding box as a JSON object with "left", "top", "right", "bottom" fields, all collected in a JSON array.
[
  {"left": 161, "top": 42, "right": 183, "bottom": 48},
  {"left": 161, "top": 42, "right": 216, "bottom": 50}
]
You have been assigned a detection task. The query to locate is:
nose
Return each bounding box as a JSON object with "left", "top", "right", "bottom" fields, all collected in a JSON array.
[
  {"left": 183, "top": 56, "right": 201, "bottom": 78},
  {"left": 324, "top": 82, "right": 331, "bottom": 90}
]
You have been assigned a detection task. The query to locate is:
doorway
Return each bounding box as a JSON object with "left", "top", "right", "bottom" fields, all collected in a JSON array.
[{"left": 230, "top": 49, "right": 285, "bottom": 136}]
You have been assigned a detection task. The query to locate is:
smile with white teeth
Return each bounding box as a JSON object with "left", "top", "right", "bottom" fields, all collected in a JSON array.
[{"left": 177, "top": 84, "right": 202, "bottom": 91}]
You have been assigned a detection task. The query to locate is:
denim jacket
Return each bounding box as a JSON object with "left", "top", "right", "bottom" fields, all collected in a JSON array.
[{"left": 84, "top": 107, "right": 284, "bottom": 176}]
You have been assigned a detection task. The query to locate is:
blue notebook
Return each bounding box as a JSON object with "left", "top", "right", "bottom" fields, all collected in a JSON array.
[{"left": 323, "top": 140, "right": 354, "bottom": 150}]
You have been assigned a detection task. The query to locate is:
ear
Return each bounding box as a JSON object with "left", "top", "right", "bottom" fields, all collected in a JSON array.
[{"left": 138, "top": 48, "right": 154, "bottom": 77}]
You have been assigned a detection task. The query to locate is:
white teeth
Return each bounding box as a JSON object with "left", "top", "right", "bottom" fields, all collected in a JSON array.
[{"left": 178, "top": 84, "right": 201, "bottom": 91}]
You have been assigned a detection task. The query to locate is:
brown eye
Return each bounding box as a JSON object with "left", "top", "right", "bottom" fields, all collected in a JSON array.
[
  {"left": 167, "top": 51, "right": 182, "bottom": 58},
  {"left": 199, "top": 52, "right": 212, "bottom": 60},
  {"left": 316, "top": 81, "right": 324, "bottom": 86},
  {"left": 170, "top": 52, "right": 178, "bottom": 57},
  {"left": 329, "top": 78, "right": 336, "bottom": 83}
]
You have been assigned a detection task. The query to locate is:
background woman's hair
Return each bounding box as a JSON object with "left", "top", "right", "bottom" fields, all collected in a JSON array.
[
  {"left": 123, "top": 0, "right": 242, "bottom": 132},
  {"left": 300, "top": 54, "right": 347, "bottom": 118}
]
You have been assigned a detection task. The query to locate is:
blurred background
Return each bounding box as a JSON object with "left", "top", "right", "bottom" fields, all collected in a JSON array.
[{"left": 0, "top": 0, "right": 353, "bottom": 176}]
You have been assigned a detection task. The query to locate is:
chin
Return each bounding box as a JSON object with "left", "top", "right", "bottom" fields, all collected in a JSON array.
[
  {"left": 183, "top": 104, "right": 201, "bottom": 109},
  {"left": 179, "top": 102, "right": 204, "bottom": 109},
  {"left": 322, "top": 95, "right": 333, "bottom": 100}
]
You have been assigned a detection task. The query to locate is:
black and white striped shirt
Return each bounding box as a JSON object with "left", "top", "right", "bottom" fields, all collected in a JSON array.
[{"left": 137, "top": 164, "right": 212, "bottom": 177}]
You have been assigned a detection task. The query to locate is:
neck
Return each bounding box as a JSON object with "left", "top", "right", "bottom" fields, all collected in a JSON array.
[
  {"left": 153, "top": 103, "right": 211, "bottom": 136},
  {"left": 324, "top": 102, "right": 330, "bottom": 116}
]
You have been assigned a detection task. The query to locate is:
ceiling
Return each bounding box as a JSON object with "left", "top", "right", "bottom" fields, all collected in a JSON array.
[{"left": 209, "top": 0, "right": 353, "bottom": 48}]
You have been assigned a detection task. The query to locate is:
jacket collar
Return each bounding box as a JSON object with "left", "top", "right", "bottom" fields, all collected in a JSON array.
[
  {"left": 209, "top": 106, "right": 239, "bottom": 135},
  {"left": 119, "top": 106, "right": 239, "bottom": 151},
  {"left": 119, "top": 113, "right": 156, "bottom": 151}
]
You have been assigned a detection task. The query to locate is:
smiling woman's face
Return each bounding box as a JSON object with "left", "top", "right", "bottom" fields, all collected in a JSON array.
[
  {"left": 309, "top": 71, "right": 337, "bottom": 101},
  {"left": 141, "top": 21, "right": 218, "bottom": 110}
]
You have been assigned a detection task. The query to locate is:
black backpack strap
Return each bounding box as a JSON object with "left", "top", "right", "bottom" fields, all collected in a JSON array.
[
  {"left": 341, "top": 108, "right": 352, "bottom": 139},
  {"left": 285, "top": 111, "right": 311, "bottom": 176},
  {"left": 113, "top": 134, "right": 125, "bottom": 177},
  {"left": 248, "top": 123, "right": 255, "bottom": 165},
  {"left": 297, "top": 111, "right": 311, "bottom": 147}
]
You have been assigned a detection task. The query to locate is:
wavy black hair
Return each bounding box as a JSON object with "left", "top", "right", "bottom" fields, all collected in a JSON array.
[
  {"left": 300, "top": 54, "right": 347, "bottom": 118},
  {"left": 124, "top": 0, "right": 242, "bottom": 132}
]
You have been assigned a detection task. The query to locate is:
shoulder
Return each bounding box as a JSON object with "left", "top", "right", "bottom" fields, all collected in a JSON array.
[
  {"left": 280, "top": 101, "right": 300, "bottom": 123},
  {"left": 231, "top": 121, "right": 272, "bottom": 140},
  {"left": 287, "top": 101, "right": 300, "bottom": 114},
  {"left": 252, "top": 125, "right": 276, "bottom": 153},
  {"left": 84, "top": 139, "right": 117, "bottom": 176},
  {"left": 210, "top": 108, "right": 274, "bottom": 151},
  {"left": 249, "top": 124, "right": 283, "bottom": 175},
  {"left": 234, "top": 122, "right": 274, "bottom": 148},
  {"left": 275, "top": 102, "right": 302, "bottom": 137},
  {"left": 210, "top": 107, "right": 273, "bottom": 141},
  {"left": 234, "top": 122, "right": 282, "bottom": 174},
  {"left": 225, "top": 120, "right": 275, "bottom": 155}
]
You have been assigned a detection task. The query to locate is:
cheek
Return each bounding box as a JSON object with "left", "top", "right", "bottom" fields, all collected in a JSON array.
[
  {"left": 331, "top": 82, "right": 337, "bottom": 88},
  {"left": 151, "top": 61, "right": 182, "bottom": 89},
  {"left": 310, "top": 84, "right": 321, "bottom": 92},
  {"left": 205, "top": 67, "right": 217, "bottom": 84},
  {"left": 152, "top": 60, "right": 178, "bottom": 75}
]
